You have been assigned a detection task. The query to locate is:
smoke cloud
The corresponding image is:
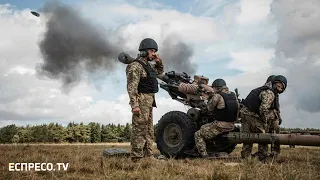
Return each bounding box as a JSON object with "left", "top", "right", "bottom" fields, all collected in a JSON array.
[
  {"left": 160, "top": 35, "right": 197, "bottom": 75},
  {"left": 36, "top": 1, "right": 197, "bottom": 92},
  {"left": 36, "top": 1, "right": 124, "bottom": 92},
  {"left": 270, "top": 0, "right": 320, "bottom": 112}
]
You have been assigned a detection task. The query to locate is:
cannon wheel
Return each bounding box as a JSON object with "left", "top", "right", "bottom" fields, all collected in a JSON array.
[{"left": 156, "top": 111, "right": 197, "bottom": 158}]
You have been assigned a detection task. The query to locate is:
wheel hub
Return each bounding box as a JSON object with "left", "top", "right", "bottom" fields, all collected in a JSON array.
[{"left": 163, "top": 123, "right": 182, "bottom": 147}]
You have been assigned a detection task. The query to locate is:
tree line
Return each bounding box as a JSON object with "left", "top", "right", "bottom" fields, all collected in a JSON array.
[
  {"left": 0, "top": 122, "right": 138, "bottom": 144},
  {"left": 0, "top": 122, "right": 319, "bottom": 144}
]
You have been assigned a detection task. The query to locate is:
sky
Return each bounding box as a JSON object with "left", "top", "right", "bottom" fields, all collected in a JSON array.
[{"left": 0, "top": 0, "right": 319, "bottom": 128}]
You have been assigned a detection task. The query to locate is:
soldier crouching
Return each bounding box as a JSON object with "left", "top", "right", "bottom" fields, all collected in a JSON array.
[
  {"left": 265, "top": 75, "right": 282, "bottom": 157},
  {"left": 194, "top": 79, "right": 240, "bottom": 158},
  {"left": 240, "top": 75, "right": 287, "bottom": 161}
]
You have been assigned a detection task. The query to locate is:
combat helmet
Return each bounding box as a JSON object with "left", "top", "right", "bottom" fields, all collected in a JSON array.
[
  {"left": 266, "top": 75, "right": 276, "bottom": 83},
  {"left": 272, "top": 75, "right": 287, "bottom": 93},
  {"left": 139, "top": 38, "right": 158, "bottom": 52},
  {"left": 212, "top": 78, "right": 226, "bottom": 87}
]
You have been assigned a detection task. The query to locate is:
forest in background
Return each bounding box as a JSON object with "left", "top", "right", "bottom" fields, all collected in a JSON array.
[{"left": 0, "top": 122, "right": 319, "bottom": 144}]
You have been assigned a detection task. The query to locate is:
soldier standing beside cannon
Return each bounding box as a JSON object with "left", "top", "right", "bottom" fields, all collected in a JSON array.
[{"left": 125, "top": 38, "right": 164, "bottom": 162}]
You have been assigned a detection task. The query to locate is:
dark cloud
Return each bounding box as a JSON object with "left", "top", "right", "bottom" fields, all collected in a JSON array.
[
  {"left": 36, "top": 1, "right": 125, "bottom": 93},
  {"left": 36, "top": 1, "right": 197, "bottom": 93},
  {"left": 160, "top": 34, "right": 197, "bottom": 75},
  {"left": 270, "top": 0, "right": 320, "bottom": 113}
]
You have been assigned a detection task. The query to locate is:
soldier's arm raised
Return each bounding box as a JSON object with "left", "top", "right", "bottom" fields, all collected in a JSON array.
[
  {"left": 152, "top": 56, "right": 164, "bottom": 75},
  {"left": 259, "top": 90, "right": 275, "bottom": 123},
  {"left": 207, "top": 94, "right": 225, "bottom": 111},
  {"left": 126, "top": 63, "right": 141, "bottom": 109}
]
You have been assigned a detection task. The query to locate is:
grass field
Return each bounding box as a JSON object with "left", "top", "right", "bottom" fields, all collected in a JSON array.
[{"left": 1, "top": 144, "right": 320, "bottom": 180}]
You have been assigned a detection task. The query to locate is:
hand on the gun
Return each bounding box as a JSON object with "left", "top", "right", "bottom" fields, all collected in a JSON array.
[
  {"left": 132, "top": 107, "right": 141, "bottom": 114},
  {"left": 153, "top": 54, "right": 161, "bottom": 62}
]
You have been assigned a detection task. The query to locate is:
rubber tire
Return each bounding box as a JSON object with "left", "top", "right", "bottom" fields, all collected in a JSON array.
[{"left": 156, "top": 111, "right": 197, "bottom": 158}]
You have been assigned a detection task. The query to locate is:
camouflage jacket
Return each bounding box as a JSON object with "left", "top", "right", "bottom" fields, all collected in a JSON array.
[
  {"left": 207, "top": 86, "right": 239, "bottom": 124},
  {"left": 240, "top": 87, "right": 278, "bottom": 123},
  {"left": 207, "top": 87, "right": 228, "bottom": 112},
  {"left": 126, "top": 56, "right": 164, "bottom": 109},
  {"left": 263, "top": 82, "right": 281, "bottom": 121}
]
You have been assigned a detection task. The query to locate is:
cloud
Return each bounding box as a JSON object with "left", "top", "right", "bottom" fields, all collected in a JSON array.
[
  {"left": 201, "top": 0, "right": 310, "bottom": 118},
  {"left": 36, "top": 1, "right": 125, "bottom": 92},
  {"left": 34, "top": 1, "right": 214, "bottom": 90},
  {"left": 80, "top": 1, "right": 226, "bottom": 45},
  {"left": 1, "top": 0, "right": 320, "bottom": 129},
  {"left": 207, "top": 0, "right": 320, "bottom": 128},
  {"left": 0, "top": 2, "right": 208, "bottom": 127},
  {"left": 270, "top": 0, "right": 320, "bottom": 113},
  {"left": 237, "top": 0, "right": 272, "bottom": 24},
  {"left": 201, "top": 0, "right": 276, "bottom": 63},
  {"left": 227, "top": 48, "right": 273, "bottom": 72},
  {"left": 194, "top": 0, "right": 238, "bottom": 18}
]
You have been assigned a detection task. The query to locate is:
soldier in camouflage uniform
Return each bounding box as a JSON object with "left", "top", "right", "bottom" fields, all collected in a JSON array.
[
  {"left": 126, "top": 38, "right": 164, "bottom": 162},
  {"left": 194, "top": 79, "right": 239, "bottom": 158},
  {"left": 240, "top": 75, "right": 287, "bottom": 160},
  {"left": 264, "top": 75, "right": 282, "bottom": 157}
]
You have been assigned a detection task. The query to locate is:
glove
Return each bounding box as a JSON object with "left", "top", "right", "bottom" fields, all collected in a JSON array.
[{"left": 279, "top": 117, "right": 282, "bottom": 125}]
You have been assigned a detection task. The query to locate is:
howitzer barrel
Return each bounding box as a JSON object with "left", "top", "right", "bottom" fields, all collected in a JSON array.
[
  {"left": 218, "top": 132, "right": 320, "bottom": 146},
  {"left": 178, "top": 83, "right": 199, "bottom": 95},
  {"left": 280, "top": 131, "right": 320, "bottom": 135},
  {"left": 177, "top": 83, "right": 214, "bottom": 95}
]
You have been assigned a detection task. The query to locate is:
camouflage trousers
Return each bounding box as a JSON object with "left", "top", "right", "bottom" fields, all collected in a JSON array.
[
  {"left": 194, "top": 121, "right": 235, "bottom": 157},
  {"left": 131, "top": 101, "right": 154, "bottom": 160},
  {"left": 240, "top": 114, "right": 268, "bottom": 159},
  {"left": 267, "top": 118, "right": 280, "bottom": 155}
]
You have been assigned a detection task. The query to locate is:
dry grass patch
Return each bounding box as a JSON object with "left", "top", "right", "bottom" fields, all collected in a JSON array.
[{"left": 0, "top": 144, "right": 319, "bottom": 180}]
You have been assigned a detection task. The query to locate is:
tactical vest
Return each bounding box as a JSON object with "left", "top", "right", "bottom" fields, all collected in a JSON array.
[
  {"left": 242, "top": 86, "right": 278, "bottom": 114},
  {"left": 133, "top": 60, "right": 159, "bottom": 94},
  {"left": 214, "top": 92, "right": 239, "bottom": 122},
  {"left": 274, "top": 93, "right": 280, "bottom": 111}
]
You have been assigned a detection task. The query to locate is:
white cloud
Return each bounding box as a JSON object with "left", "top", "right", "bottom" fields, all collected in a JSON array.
[
  {"left": 79, "top": 1, "right": 227, "bottom": 49},
  {"left": 5, "top": 66, "right": 36, "bottom": 76},
  {"left": 227, "top": 48, "right": 274, "bottom": 72},
  {"left": 237, "top": 0, "right": 272, "bottom": 24}
]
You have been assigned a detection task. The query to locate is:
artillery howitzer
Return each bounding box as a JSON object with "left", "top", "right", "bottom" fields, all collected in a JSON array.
[
  {"left": 155, "top": 71, "right": 243, "bottom": 158},
  {"left": 117, "top": 52, "right": 320, "bottom": 159},
  {"left": 155, "top": 71, "right": 320, "bottom": 158}
]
